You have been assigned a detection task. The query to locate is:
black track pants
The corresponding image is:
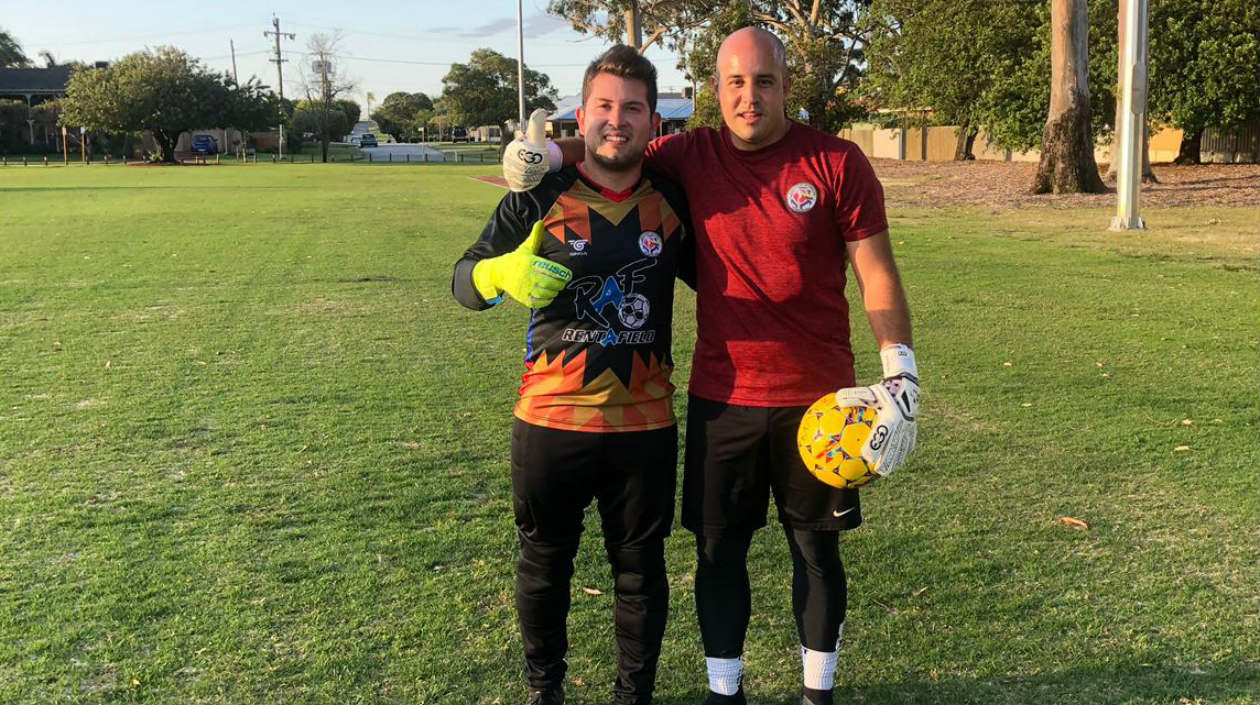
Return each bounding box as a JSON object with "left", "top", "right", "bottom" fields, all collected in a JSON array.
[{"left": 512, "top": 419, "right": 677, "bottom": 704}]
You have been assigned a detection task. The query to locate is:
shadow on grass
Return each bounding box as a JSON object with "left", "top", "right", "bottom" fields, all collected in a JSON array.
[{"left": 653, "top": 660, "right": 1259, "bottom": 705}]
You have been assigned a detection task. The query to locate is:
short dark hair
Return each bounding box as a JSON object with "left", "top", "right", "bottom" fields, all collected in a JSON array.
[{"left": 582, "top": 45, "right": 658, "bottom": 113}]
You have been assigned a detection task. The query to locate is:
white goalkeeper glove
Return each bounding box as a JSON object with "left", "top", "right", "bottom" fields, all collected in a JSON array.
[
  {"left": 833, "top": 344, "right": 920, "bottom": 478},
  {"left": 503, "top": 108, "right": 562, "bottom": 192}
]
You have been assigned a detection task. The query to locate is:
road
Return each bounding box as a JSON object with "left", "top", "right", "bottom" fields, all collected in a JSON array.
[{"left": 358, "top": 144, "right": 497, "bottom": 164}]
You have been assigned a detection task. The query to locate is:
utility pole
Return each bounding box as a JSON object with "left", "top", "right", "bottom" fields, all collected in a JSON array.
[
  {"left": 230, "top": 39, "right": 238, "bottom": 84},
  {"left": 265, "top": 16, "right": 295, "bottom": 159}
]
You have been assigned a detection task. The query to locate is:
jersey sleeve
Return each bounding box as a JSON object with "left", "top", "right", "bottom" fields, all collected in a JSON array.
[
  {"left": 451, "top": 188, "right": 548, "bottom": 310},
  {"left": 643, "top": 132, "right": 691, "bottom": 183},
  {"left": 657, "top": 179, "right": 697, "bottom": 290},
  {"left": 832, "top": 145, "right": 889, "bottom": 242}
]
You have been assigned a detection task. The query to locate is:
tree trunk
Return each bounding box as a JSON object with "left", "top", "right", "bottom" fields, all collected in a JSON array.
[
  {"left": 953, "top": 121, "right": 978, "bottom": 160},
  {"left": 1032, "top": 0, "right": 1107, "bottom": 194},
  {"left": 1174, "top": 127, "right": 1202, "bottom": 164},
  {"left": 153, "top": 130, "right": 177, "bottom": 163}
]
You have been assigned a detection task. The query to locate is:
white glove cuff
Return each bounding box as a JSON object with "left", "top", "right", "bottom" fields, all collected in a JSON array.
[
  {"left": 880, "top": 343, "right": 918, "bottom": 380},
  {"left": 545, "top": 141, "right": 563, "bottom": 173}
]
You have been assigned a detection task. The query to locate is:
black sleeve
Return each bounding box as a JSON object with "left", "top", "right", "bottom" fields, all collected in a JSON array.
[
  {"left": 654, "top": 175, "right": 697, "bottom": 291},
  {"left": 451, "top": 188, "right": 548, "bottom": 310}
]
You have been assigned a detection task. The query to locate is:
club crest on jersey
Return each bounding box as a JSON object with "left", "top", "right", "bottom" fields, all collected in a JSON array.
[
  {"left": 638, "top": 231, "right": 663, "bottom": 257},
  {"left": 785, "top": 182, "right": 818, "bottom": 213}
]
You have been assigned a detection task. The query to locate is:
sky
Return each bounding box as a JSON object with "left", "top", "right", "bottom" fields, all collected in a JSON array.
[{"left": 3, "top": 0, "right": 692, "bottom": 112}]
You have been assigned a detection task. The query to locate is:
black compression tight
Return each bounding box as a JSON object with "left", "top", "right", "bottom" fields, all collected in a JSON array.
[{"left": 695, "top": 527, "right": 847, "bottom": 656}]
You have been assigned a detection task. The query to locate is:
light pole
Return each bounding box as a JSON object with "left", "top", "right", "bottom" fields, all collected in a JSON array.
[{"left": 1110, "top": 0, "right": 1149, "bottom": 231}]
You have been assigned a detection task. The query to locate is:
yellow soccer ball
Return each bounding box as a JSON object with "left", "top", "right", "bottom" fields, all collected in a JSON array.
[{"left": 797, "top": 395, "right": 880, "bottom": 489}]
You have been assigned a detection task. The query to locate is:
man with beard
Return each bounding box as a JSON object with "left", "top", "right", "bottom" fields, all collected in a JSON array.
[
  {"left": 452, "top": 45, "right": 692, "bottom": 705},
  {"left": 502, "top": 27, "right": 918, "bottom": 705}
]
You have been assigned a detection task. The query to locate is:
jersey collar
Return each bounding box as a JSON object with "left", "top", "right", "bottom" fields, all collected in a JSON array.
[{"left": 575, "top": 162, "right": 643, "bottom": 203}]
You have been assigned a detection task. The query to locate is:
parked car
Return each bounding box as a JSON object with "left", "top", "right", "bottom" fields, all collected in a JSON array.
[
  {"left": 451, "top": 127, "right": 469, "bottom": 143},
  {"left": 359, "top": 133, "right": 378, "bottom": 148},
  {"left": 191, "top": 134, "right": 218, "bottom": 154}
]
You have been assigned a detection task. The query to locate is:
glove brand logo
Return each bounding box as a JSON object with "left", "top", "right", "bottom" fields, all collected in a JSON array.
[
  {"left": 869, "top": 424, "right": 889, "bottom": 450},
  {"left": 785, "top": 182, "right": 818, "bottom": 213},
  {"left": 517, "top": 149, "right": 543, "bottom": 165},
  {"left": 638, "top": 231, "right": 662, "bottom": 257}
]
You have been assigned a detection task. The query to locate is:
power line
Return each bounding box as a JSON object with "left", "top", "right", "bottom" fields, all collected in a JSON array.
[
  {"left": 21, "top": 24, "right": 257, "bottom": 48},
  {"left": 282, "top": 50, "right": 589, "bottom": 68}
]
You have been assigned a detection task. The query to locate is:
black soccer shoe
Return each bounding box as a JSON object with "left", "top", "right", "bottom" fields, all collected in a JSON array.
[
  {"left": 801, "top": 687, "right": 834, "bottom": 705},
  {"left": 703, "top": 687, "right": 747, "bottom": 705},
  {"left": 525, "top": 684, "right": 564, "bottom": 705}
]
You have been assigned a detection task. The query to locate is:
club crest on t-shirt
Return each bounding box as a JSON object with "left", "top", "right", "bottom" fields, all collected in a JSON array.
[
  {"left": 785, "top": 182, "right": 818, "bottom": 213},
  {"left": 639, "top": 231, "right": 663, "bottom": 257}
]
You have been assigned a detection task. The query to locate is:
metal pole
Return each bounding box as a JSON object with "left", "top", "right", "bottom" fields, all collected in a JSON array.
[
  {"left": 1110, "top": 0, "right": 1148, "bottom": 231},
  {"left": 230, "top": 40, "right": 238, "bottom": 84},
  {"left": 516, "top": 0, "right": 525, "bottom": 126}
]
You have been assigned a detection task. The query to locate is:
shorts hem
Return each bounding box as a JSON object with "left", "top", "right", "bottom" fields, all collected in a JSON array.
[{"left": 781, "top": 516, "right": 864, "bottom": 532}]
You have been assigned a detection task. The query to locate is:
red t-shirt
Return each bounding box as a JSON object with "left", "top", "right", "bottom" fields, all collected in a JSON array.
[{"left": 644, "top": 121, "right": 889, "bottom": 407}]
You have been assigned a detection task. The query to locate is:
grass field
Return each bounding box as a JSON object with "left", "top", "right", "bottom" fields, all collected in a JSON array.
[{"left": 0, "top": 162, "right": 1256, "bottom": 704}]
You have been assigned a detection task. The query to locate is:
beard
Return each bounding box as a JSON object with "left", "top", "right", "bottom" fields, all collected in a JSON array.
[{"left": 584, "top": 133, "right": 645, "bottom": 172}]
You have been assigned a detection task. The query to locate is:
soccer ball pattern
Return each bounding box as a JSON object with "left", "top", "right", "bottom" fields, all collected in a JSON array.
[
  {"left": 796, "top": 395, "right": 880, "bottom": 489},
  {"left": 617, "top": 293, "right": 650, "bottom": 329}
]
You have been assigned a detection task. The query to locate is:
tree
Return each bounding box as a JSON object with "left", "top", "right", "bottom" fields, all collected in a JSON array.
[
  {"left": 548, "top": 0, "right": 705, "bottom": 50},
  {"left": 60, "top": 46, "right": 270, "bottom": 163},
  {"left": 1149, "top": 0, "right": 1260, "bottom": 164},
  {"left": 290, "top": 101, "right": 349, "bottom": 148},
  {"left": 298, "top": 32, "right": 357, "bottom": 162},
  {"left": 550, "top": 0, "right": 873, "bottom": 133},
  {"left": 441, "top": 49, "right": 556, "bottom": 140},
  {"left": 864, "top": 0, "right": 1025, "bottom": 159},
  {"left": 335, "top": 98, "right": 361, "bottom": 128},
  {"left": 0, "top": 27, "right": 29, "bottom": 67},
  {"left": 372, "top": 91, "right": 434, "bottom": 142},
  {"left": 1032, "top": 0, "right": 1107, "bottom": 194}
]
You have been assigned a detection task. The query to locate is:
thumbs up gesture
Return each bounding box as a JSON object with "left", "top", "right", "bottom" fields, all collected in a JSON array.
[
  {"left": 503, "top": 108, "right": 552, "bottom": 192},
  {"left": 471, "top": 221, "right": 573, "bottom": 308}
]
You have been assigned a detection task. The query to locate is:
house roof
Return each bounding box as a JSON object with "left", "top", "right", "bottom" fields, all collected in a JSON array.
[
  {"left": 549, "top": 96, "right": 694, "bottom": 122},
  {"left": 0, "top": 67, "right": 74, "bottom": 94}
]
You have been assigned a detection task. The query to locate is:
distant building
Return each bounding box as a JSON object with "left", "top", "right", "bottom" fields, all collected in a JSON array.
[
  {"left": 0, "top": 66, "right": 75, "bottom": 145},
  {"left": 545, "top": 92, "right": 696, "bottom": 140}
]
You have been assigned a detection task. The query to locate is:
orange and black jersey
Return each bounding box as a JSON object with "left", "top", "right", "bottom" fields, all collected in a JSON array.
[{"left": 453, "top": 165, "right": 693, "bottom": 433}]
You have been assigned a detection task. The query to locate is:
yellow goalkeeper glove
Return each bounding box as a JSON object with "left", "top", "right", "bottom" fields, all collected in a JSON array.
[{"left": 471, "top": 221, "right": 572, "bottom": 308}]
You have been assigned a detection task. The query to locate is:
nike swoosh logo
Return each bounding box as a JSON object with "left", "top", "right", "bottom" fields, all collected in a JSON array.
[{"left": 832, "top": 507, "right": 856, "bottom": 518}]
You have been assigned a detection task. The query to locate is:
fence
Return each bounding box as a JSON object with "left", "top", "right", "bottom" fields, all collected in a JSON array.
[
  {"left": 840, "top": 121, "right": 1259, "bottom": 164},
  {"left": 0, "top": 147, "right": 501, "bottom": 166}
]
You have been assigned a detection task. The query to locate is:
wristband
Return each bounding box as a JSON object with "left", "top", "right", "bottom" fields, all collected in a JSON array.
[
  {"left": 880, "top": 343, "right": 917, "bottom": 380},
  {"left": 546, "top": 141, "right": 563, "bottom": 173}
]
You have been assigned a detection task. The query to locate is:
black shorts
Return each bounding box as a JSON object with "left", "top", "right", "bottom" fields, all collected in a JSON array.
[
  {"left": 682, "top": 395, "right": 862, "bottom": 537},
  {"left": 511, "top": 419, "right": 678, "bottom": 546}
]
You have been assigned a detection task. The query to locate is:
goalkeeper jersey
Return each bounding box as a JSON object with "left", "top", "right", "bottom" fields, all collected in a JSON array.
[{"left": 453, "top": 165, "right": 692, "bottom": 433}]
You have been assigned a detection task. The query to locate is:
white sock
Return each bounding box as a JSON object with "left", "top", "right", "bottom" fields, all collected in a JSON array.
[
  {"left": 706, "top": 656, "right": 743, "bottom": 696},
  {"left": 801, "top": 624, "right": 844, "bottom": 691}
]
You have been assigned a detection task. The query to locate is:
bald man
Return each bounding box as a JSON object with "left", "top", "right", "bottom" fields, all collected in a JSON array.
[{"left": 504, "top": 27, "right": 919, "bottom": 705}]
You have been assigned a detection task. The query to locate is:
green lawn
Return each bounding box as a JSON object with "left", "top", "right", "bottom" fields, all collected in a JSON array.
[{"left": 0, "top": 163, "right": 1256, "bottom": 704}]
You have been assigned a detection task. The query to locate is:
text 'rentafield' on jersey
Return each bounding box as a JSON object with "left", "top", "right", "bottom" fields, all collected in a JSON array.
[{"left": 453, "top": 166, "right": 691, "bottom": 433}]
